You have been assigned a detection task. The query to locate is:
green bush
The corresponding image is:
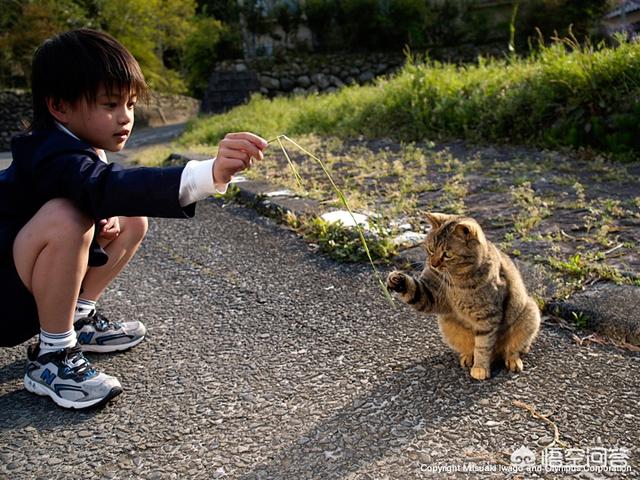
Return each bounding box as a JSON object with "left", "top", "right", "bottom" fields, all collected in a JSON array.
[
  {"left": 182, "top": 37, "right": 640, "bottom": 157},
  {"left": 184, "top": 16, "right": 241, "bottom": 97}
]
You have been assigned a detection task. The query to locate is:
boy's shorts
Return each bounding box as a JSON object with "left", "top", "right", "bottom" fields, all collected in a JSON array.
[{"left": 0, "top": 256, "right": 39, "bottom": 347}]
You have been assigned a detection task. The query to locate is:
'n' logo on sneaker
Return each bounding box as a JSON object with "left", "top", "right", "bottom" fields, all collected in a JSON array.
[
  {"left": 78, "top": 332, "right": 94, "bottom": 344},
  {"left": 40, "top": 369, "right": 56, "bottom": 385}
]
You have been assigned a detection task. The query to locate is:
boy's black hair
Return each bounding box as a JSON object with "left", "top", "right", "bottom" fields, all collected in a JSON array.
[{"left": 30, "top": 28, "right": 148, "bottom": 130}]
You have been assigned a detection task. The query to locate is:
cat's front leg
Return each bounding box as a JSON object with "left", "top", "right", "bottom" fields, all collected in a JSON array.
[
  {"left": 386, "top": 270, "right": 438, "bottom": 313},
  {"left": 470, "top": 326, "right": 499, "bottom": 381}
]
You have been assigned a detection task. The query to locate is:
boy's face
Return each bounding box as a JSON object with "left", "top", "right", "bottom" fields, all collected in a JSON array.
[{"left": 53, "top": 86, "right": 137, "bottom": 152}]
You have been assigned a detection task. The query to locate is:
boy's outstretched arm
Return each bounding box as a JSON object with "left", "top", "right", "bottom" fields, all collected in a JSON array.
[{"left": 213, "top": 132, "right": 268, "bottom": 186}]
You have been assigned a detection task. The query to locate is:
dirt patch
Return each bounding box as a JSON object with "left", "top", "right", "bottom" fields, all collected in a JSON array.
[{"left": 251, "top": 136, "right": 640, "bottom": 297}]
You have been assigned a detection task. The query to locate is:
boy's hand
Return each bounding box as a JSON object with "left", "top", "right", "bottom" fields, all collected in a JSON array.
[
  {"left": 98, "top": 217, "right": 120, "bottom": 241},
  {"left": 213, "top": 132, "right": 268, "bottom": 185}
]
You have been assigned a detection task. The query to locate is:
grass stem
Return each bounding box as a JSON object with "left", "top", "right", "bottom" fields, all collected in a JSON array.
[{"left": 271, "top": 135, "right": 394, "bottom": 304}]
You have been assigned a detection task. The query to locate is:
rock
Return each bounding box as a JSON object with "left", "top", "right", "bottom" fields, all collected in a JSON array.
[
  {"left": 311, "top": 73, "right": 330, "bottom": 89},
  {"left": 280, "top": 77, "right": 295, "bottom": 92},
  {"left": 259, "top": 75, "right": 280, "bottom": 90},
  {"left": 328, "top": 75, "right": 344, "bottom": 88},
  {"left": 213, "top": 467, "right": 226, "bottom": 478},
  {"left": 393, "top": 231, "right": 427, "bottom": 248},
  {"left": 376, "top": 63, "right": 388, "bottom": 73},
  {"left": 358, "top": 71, "right": 375, "bottom": 84},
  {"left": 296, "top": 75, "right": 311, "bottom": 88}
]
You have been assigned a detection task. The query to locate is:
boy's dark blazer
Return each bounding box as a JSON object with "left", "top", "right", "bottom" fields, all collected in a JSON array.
[{"left": 0, "top": 128, "right": 196, "bottom": 266}]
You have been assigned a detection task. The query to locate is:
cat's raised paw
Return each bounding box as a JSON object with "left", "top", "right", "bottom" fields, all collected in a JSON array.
[
  {"left": 459, "top": 353, "right": 474, "bottom": 368},
  {"left": 470, "top": 366, "right": 490, "bottom": 380},
  {"left": 386, "top": 271, "right": 407, "bottom": 293},
  {"left": 505, "top": 357, "right": 524, "bottom": 373}
]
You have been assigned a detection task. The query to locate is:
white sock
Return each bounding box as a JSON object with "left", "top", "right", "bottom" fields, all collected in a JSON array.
[
  {"left": 74, "top": 298, "right": 96, "bottom": 322},
  {"left": 39, "top": 328, "right": 76, "bottom": 355}
]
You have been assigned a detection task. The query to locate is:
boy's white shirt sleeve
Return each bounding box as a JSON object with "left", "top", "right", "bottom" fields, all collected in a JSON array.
[{"left": 178, "top": 158, "right": 229, "bottom": 207}]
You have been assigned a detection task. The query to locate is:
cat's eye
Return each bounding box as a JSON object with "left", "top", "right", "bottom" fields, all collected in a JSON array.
[
  {"left": 443, "top": 251, "right": 453, "bottom": 259},
  {"left": 426, "top": 246, "right": 434, "bottom": 254}
]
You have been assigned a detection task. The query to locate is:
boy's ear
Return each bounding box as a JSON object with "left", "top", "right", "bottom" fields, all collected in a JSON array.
[{"left": 46, "top": 97, "right": 71, "bottom": 123}]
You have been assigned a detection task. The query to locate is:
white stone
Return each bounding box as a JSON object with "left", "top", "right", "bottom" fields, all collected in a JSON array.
[
  {"left": 393, "top": 231, "right": 427, "bottom": 247},
  {"left": 321, "top": 210, "right": 369, "bottom": 229},
  {"left": 264, "top": 189, "right": 296, "bottom": 197}
]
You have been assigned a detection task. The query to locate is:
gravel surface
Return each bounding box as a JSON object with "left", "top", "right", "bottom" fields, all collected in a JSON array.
[{"left": 1, "top": 199, "right": 638, "bottom": 479}]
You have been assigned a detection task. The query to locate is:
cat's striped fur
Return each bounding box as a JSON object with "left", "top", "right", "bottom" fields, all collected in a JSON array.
[{"left": 387, "top": 213, "right": 540, "bottom": 380}]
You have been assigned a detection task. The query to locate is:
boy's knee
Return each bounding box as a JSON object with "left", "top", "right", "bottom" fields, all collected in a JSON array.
[
  {"left": 124, "top": 216, "right": 148, "bottom": 240},
  {"left": 44, "top": 199, "right": 94, "bottom": 241}
]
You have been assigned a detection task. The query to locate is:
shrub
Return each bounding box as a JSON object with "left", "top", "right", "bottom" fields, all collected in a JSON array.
[
  {"left": 184, "top": 16, "right": 241, "bottom": 97},
  {"left": 182, "top": 37, "right": 640, "bottom": 157}
]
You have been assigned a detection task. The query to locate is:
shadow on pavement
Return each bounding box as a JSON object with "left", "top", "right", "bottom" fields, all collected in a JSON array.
[
  {"left": 0, "top": 358, "right": 106, "bottom": 431},
  {"left": 0, "top": 358, "right": 22, "bottom": 382},
  {"left": 241, "top": 352, "right": 511, "bottom": 479}
]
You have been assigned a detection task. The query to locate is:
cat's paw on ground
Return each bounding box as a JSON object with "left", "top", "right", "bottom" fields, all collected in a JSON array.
[
  {"left": 505, "top": 357, "right": 524, "bottom": 372},
  {"left": 459, "top": 353, "right": 474, "bottom": 368},
  {"left": 470, "top": 366, "right": 491, "bottom": 380}
]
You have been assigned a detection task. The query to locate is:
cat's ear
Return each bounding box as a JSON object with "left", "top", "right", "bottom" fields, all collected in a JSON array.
[
  {"left": 454, "top": 220, "right": 484, "bottom": 242},
  {"left": 426, "top": 212, "right": 449, "bottom": 229}
]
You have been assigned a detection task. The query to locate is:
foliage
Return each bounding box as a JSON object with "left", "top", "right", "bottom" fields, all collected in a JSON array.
[
  {"left": 272, "top": 1, "right": 302, "bottom": 45},
  {"left": 571, "top": 310, "right": 589, "bottom": 329},
  {"left": 299, "top": 217, "right": 397, "bottom": 263},
  {"left": 182, "top": 36, "right": 640, "bottom": 156},
  {"left": 302, "top": 0, "right": 435, "bottom": 51},
  {"left": 300, "top": 0, "right": 611, "bottom": 52},
  {"left": 96, "top": 0, "right": 197, "bottom": 93},
  {"left": 0, "top": 0, "right": 91, "bottom": 87},
  {"left": 0, "top": 0, "right": 619, "bottom": 97},
  {"left": 195, "top": 0, "right": 240, "bottom": 22},
  {"left": 303, "top": 0, "right": 339, "bottom": 49},
  {"left": 0, "top": 0, "right": 237, "bottom": 96},
  {"left": 183, "top": 15, "right": 240, "bottom": 97}
]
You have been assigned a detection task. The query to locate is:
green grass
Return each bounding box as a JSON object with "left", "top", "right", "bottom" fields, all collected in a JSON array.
[
  {"left": 182, "top": 36, "right": 640, "bottom": 156},
  {"left": 167, "top": 36, "right": 640, "bottom": 296}
]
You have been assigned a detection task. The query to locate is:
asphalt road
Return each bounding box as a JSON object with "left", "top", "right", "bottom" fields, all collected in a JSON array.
[{"left": 1, "top": 199, "right": 638, "bottom": 479}]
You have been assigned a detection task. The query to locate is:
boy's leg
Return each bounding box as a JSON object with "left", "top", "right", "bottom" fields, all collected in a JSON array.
[
  {"left": 74, "top": 216, "right": 148, "bottom": 353},
  {"left": 13, "top": 198, "right": 122, "bottom": 409},
  {"left": 13, "top": 199, "right": 93, "bottom": 334},
  {"left": 80, "top": 216, "right": 148, "bottom": 301}
]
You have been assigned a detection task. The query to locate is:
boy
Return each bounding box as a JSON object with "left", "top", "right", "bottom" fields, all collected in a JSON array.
[{"left": 0, "top": 29, "right": 268, "bottom": 409}]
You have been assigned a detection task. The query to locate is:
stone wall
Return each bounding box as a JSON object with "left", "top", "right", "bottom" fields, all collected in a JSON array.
[
  {"left": 202, "top": 52, "right": 404, "bottom": 113},
  {"left": 0, "top": 90, "right": 31, "bottom": 151},
  {"left": 0, "top": 90, "right": 199, "bottom": 151},
  {"left": 201, "top": 45, "right": 507, "bottom": 113},
  {"left": 134, "top": 92, "right": 199, "bottom": 128}
]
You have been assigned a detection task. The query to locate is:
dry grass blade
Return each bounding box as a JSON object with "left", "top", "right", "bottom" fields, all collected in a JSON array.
[
  {"left": 275, "top": 136, "right": 303, "bottom": 188},
  {"left": 269, "top": 134, "right": 394, "bottom": 304},
  {"left": 512, "top": 400, "right": 568, "bottom": 449}
]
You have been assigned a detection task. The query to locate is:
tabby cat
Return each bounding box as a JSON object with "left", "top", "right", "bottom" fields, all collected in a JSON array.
[{"left": 387, "top": 212, "right": 540, "bottom": 380}]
